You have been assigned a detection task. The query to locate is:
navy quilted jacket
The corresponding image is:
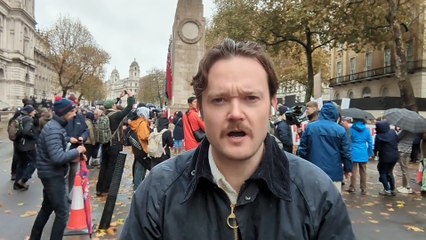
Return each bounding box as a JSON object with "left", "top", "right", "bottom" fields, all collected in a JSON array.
[{"left": 36, "top": 114, "right": 79, "bottom": 179}]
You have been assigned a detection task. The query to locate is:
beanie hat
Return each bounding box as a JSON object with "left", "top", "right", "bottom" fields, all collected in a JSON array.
[
  {"left": 103, "top": 99, "right": 115, "bottom": 109},
  {"left": 23, "top": 105, "right": 35, "bottom": 114},
  {"left": 53, "top": 98, "right": 75, "bottom": 116},
  {"left": 278, "top": 105, "right": 289, "bottom": 116}
]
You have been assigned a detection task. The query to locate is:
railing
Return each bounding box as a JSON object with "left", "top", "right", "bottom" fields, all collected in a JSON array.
[{"left": 329, "top": 60, "right": 424, "bottom": 87}]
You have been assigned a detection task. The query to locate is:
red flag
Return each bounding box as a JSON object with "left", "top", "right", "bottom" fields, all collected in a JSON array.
[{"left": 166, "top": 41, "right": 173, "bottom": 100}]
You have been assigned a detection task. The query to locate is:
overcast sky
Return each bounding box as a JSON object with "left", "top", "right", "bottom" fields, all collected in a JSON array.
[{"left": 35, "top": 0, "right": 215, "bottom": 80}]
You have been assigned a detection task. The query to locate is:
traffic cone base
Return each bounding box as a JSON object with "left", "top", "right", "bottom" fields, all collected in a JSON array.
[{"left": 64, "top": 172, "right": 89, "bottom": 236}]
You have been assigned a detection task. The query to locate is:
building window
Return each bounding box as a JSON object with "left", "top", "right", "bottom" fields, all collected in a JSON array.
[
  {"left": 364, "top": 52, "right": 373, "bottom": 77},
  {"left": 23, "top": 28, "right": 29, "bottom": 55},
  {"left": 0, "top": 68, "right": 4, "bottom": 79},
  {"left": 362, "top": 87, "right": 371, "bottom": 98},
  {"left": 384, "top": 48, "right": 391, "bottom": 73},
  {"left": 347, "top": 90, "right": 354, "bottom": 99},
  {"left": 336, "top": 61, "right": 342, "bottom": 83},
  {"left": 334, "top": 92, "right": 340, "bottom": 100},
  {"left": 350, "top": 57, "right": 356, "bottom": 80},
  {"left": 380, "top": 86, "right": 389, "bottom": 97}
]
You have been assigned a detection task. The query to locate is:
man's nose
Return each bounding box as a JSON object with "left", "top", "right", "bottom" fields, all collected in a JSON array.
[{"left": 227, "top": 101, "right": 245, "bottom": 121}]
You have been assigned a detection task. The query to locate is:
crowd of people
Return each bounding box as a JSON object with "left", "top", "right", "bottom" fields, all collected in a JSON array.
[
  {"left": 274, "top": 100, "right": 426, "bottom": 197},
  {"left": 7, "top": 86, "right": 211, "bottom": 238}
]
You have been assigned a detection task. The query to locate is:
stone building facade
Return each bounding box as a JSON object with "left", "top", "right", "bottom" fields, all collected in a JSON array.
[
  {"left": 105, "top": 59, "right": 141, "bottom": 105},
  {"left": 328, "top": 15, "right": 426, "bottom": 105},
  {"left": 0, "top": 0, "right": 58, "bottom": 107}
]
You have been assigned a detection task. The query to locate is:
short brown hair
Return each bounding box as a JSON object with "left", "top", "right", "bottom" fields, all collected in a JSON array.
[
  {"left": 191, "top": 38, "right": 278, "bottom": 108},
  {"left": 306, "top": 101, "right": 318, "bottom": 108}
]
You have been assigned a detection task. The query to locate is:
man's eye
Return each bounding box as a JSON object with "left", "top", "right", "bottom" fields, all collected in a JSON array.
[
  {"left": 246, "top": 96, "right": 259, "bottom": 102},
  {"left": 212, "top": 98, "right": 225, "bottom": 104}
]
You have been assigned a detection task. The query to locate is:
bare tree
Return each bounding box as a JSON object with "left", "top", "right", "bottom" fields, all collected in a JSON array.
[
  {"left": 138, "top": 69, "right": 166, "bottom": 107},
  {"left": 44, "top": 16, "right": 110, "bottom": 97}
]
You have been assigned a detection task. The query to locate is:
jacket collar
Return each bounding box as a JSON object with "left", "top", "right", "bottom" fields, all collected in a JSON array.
[
  {"left": 182, "top": 134, "right": 292, "bottom": 203},
  {"left": 52, "top": 113, "right": 68, "bottom": 127}
]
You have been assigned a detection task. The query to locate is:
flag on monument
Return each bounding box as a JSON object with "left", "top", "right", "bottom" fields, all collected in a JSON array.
[{"left": 166, "top": 41, "right": 173, "bottom": 100}]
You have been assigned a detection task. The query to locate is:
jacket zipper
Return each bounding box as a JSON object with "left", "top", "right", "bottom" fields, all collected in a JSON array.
[{"left": 226, "top": 203, "right": 239, "bottom": 240}]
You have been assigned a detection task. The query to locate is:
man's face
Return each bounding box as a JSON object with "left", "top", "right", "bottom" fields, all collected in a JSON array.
[
  {"left": 63, "top": 108, "right": 77, "bottom": 120},
  {"left": 306, "top": 106, "right": 317, "bottom": 116},
  {"left": 190, "top": 99, "right": 198, "bottom": 110},
  {"left": 29, "top": 110, "right": 36, "bottom": 117},
  {"left": 201, "top": 56, "right": 276, "bottom": 163}
]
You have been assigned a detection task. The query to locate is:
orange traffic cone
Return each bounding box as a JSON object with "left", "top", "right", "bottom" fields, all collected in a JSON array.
[{"left": 64, "top": 172, "right": 89, "bottom": 235}]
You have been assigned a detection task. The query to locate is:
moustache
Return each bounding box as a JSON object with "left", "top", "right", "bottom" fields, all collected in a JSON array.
[{"left": 222, "top": 124, "right": 252, "bottom": 136}]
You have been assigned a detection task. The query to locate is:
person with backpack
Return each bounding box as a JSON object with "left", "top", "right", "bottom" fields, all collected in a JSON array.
[
  {"left": 7, "top": 107, "right": 22, "bottom": 181},
  {"left": 128, "top": 106, "right": 151, "bottom": 190},
  {"left": 95, "top": 90, "right": 135, "bottom": 197},
  {"left": 274, "top": 105, "right": 293, "bottom": 153},
  {"left": 13, "top": 105, "right": 39, "bottom": 190},
  {"left": 149, "top": 114, "right": 173, "bottom": 169},
  {"left": 172, "top": 111, "right": 184, "bottom": 154}
]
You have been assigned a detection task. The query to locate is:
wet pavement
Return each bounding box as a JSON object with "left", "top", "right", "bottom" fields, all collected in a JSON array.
[{"left": 1, "top": 140, "right": 425, "bottom": 239}]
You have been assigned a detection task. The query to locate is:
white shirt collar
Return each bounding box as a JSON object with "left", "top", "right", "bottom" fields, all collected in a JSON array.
[{"left": 208, "top": 147, "right": 238, "bottom": 204}]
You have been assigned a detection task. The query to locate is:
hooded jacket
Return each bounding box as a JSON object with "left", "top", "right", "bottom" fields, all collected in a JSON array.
[
  {"left": 349, "top": 120, "right": 373, "bottom": 163},
  {"left": 298, "top": 102, "right": 352, "bottom": 181},
  {"left": 128, "top": 116, "right": 150, "bottom": 153},
  {"left": 374, "top": 121, "right": 399, "bottom": 163},
  {"left": 120, "top": 135, "right": 355, "bottom": 239}
]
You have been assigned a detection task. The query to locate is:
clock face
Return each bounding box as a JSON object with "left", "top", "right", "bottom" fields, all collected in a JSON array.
[
  {"left": 181, "top": 22, "right": 199, "bottom": 40},
  {"left": 178, "top": 19, "right": 202, "bottom": 44}
]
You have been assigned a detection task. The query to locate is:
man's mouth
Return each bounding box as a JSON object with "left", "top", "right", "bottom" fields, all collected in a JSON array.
[{"left": 227, "top": 131, "right": 247, "bottom": 137}]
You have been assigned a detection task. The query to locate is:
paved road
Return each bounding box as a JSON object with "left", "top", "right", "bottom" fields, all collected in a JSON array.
[{"left": 0, "top": 138, "right": 425, "bottom": 239}]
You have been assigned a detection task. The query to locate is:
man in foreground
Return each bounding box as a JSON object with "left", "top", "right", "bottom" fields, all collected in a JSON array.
[{"left": 121, "top": 39, "right": 355, "bottom": 239}]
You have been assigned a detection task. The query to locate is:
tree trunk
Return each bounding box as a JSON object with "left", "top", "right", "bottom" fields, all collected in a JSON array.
[
  {"left": 388, "top": 0, "right": 418, "bottom": 111},
  {"left": 304, "top": 31, "right": 314, "bottom": 103}
]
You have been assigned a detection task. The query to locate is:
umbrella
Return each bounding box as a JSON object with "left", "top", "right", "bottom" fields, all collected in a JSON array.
[
  {"left": 341, "top": 108, "right": 375, "bottom": 120},
  {"left": 384, "top": 108, "right": 426, "bottom": 133}
]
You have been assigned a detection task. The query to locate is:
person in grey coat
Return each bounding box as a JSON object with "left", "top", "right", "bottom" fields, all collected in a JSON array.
[{"left": 30, "top": 98, "right": 86, "bottom": 240}]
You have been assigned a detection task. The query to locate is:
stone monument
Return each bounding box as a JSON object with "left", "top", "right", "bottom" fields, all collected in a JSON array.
[{"left": 169, "top": 0, "right": 205, "bottom": 112}]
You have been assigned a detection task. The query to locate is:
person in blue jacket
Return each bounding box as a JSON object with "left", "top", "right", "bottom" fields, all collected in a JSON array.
[
  {"left": 374, "top": 121, "right": 399, "bottom": 196},
  {"left": 347, "top": 119, "right": 373, "bottom": 195},
  {"left": 298, "top": 102, "right": 352, "bottom": 192}
]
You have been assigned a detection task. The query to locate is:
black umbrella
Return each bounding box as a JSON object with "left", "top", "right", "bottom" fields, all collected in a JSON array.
[
  {"left": 341, "top": 108, "right": 375, "bottom": 120},
  {"left": 384, "top": 108, "right": 426, "bottom": 133}
]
